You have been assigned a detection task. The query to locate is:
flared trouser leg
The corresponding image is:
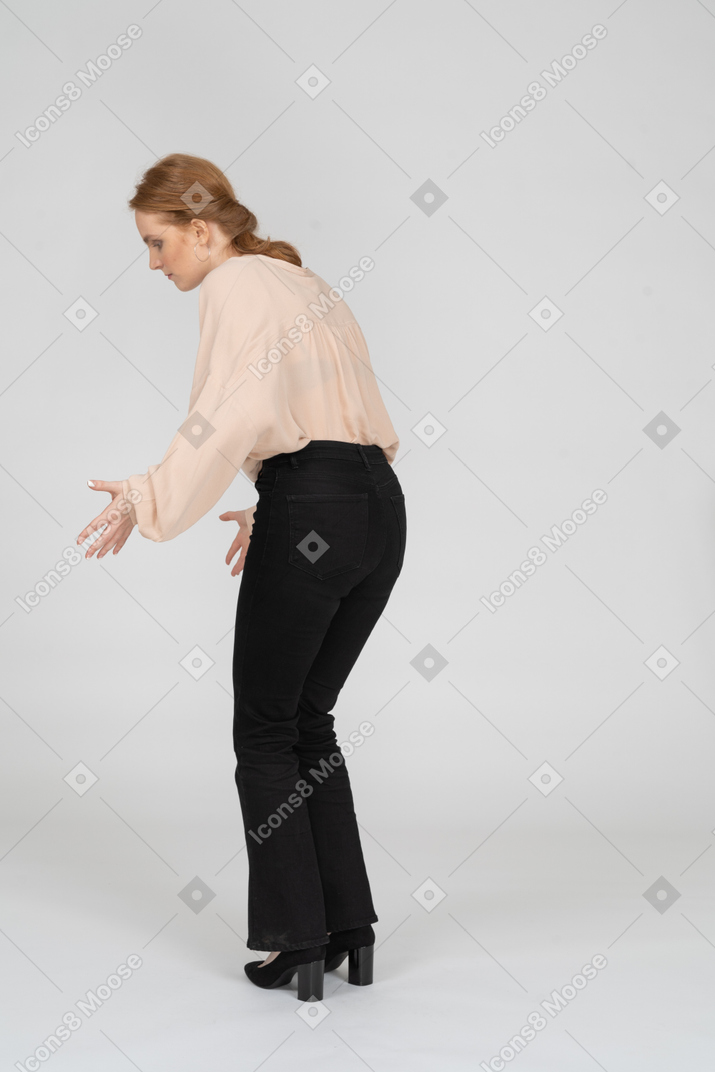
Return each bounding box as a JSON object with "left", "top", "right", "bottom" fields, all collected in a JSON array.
[{"left": 231, "top": 447, "right": 405, "bottom": 952}]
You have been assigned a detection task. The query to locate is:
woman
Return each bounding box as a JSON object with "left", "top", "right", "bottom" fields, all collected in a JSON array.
[{"left": 76, "top": 153, "right": 407, "bottom": 1002}]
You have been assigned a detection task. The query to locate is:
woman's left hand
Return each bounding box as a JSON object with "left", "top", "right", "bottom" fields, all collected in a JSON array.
[{"left": 77, "top": 479, "right": 136, "bottom": 559}]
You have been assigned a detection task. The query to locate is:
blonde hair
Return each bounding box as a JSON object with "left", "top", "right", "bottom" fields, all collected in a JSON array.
[{"left": 128, "top": 152, "right": 302, "bottom": 265}]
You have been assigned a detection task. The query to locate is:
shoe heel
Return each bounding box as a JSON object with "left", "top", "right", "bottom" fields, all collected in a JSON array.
[
  {"left": 348, "top": 943, "right": 374, "bottom": 985},
  {"left": 297, "top": 958, "right": 324, "bottom": 1001}
]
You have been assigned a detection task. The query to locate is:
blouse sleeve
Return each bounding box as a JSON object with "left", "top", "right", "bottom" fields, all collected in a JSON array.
[{"left": 121, "top": 260, "right": 271, "bottom": 543}]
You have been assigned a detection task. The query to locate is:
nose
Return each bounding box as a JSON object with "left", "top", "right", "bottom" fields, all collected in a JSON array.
[{"left": 149, "top": 255, "right": 162, "bottom": 271}]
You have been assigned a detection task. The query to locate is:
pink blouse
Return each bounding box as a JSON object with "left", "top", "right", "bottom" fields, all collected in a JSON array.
[{"left": 121, "top": 253, "right": 400, "bottom": 542}]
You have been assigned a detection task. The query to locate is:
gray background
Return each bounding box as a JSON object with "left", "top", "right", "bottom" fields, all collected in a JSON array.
[{"left": 2, "top": 1, "right": 714, "bottom": 1069}]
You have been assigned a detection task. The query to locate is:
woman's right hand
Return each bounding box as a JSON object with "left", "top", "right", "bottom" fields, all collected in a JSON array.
[{"left": 219, "top": 508, "right": 255, "bottom": 577}]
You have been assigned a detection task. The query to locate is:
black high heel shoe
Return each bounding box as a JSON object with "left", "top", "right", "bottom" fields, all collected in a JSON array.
[
  {"left": 244, "top": 945, "right": 325, "bottom": 1000},
  {"left": 324, "top": 925, "right": 375, "bottom": 985}
]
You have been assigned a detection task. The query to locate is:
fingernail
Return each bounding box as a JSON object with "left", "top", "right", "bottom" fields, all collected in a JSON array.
[{"left": 87, "top": 480, "right": 95, "bottom": 487}]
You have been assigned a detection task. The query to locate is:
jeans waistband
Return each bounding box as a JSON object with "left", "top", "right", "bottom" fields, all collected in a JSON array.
[{"left": 261, "top": 440, "right": 389, "bottom": 471}]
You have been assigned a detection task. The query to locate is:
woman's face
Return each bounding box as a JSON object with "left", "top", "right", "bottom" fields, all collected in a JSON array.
[{"left": 135, "top": 210, "right": 216, "bottom": 292}]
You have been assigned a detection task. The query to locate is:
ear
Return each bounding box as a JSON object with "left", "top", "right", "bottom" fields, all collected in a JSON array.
[{"left": 192, "top": 218, "right": 209, "bottom": 242}]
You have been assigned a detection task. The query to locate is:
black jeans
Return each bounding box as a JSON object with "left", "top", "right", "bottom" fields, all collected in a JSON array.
[{"left": 231, "top": 440, "right": 406, "bottom": 952}]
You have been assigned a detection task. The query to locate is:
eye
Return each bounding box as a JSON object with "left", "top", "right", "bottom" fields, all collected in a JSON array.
[{"left": 152, "top": 242, "right": 162, "bottom": 249}]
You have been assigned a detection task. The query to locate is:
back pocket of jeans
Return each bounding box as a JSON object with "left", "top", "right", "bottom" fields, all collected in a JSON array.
[{"left": 287, "top": 493, "right": 369, "bottom": 579}]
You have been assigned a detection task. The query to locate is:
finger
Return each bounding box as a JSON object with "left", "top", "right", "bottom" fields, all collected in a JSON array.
[
  {"left": 77, "top": 522, "right": 98, "bottom": 543},
  {"left": 82, "top": 526, "right": 108, "bottom": 556},
  {"left": 78, "top": 510, "right": 110, "bottom": 544},
  {"left": 225, "top": 536, "right": 242, "bottom": 564},
  {"left": 97, "top": 526, "right": 124, "bottom": 558},
  {"left": 110, "top": 524, "right": 133, "bottom": 555},
  {"left": 87, "top": 536, "right": 107, "bottom": 559},
  {"left": 230, "top": 544, "right": 246, "bottom": 575},
  {"left": 86, "top": 501, "right": 130, "bottom": 552},
  {"left": 87, "top": 520, "right": 119, "bottom": 558},
  {"left": 113, "top": 530, "right": 129, "bottom": 553}
]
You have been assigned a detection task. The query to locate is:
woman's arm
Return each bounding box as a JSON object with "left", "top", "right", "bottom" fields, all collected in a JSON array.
[
  {"left": 121, "top": 375, "right": 260, "bottom": 542},
  {"left": 120, "top": 262, "right": 274, "bottom": 543}
]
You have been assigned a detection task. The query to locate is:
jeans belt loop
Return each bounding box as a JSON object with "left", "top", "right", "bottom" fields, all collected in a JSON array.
[{"left": 357, "top": 444, "right": 372, "bottom": 470}]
